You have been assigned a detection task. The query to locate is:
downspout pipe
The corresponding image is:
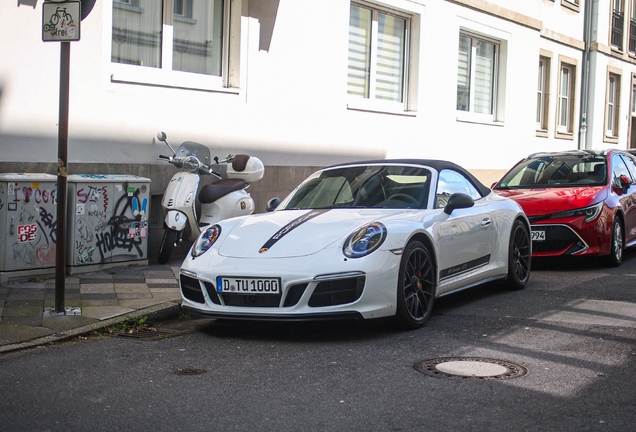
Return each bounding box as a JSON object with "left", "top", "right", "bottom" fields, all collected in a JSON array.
[{"left": 579, "top": 0, "right": 596, "bottom": 150}]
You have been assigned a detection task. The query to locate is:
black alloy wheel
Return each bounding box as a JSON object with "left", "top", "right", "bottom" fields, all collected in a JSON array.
[
  {"left": 394, "top": 241, "right": 436, "bottom": 329},
  {"left": 507, "top": 219, "right": 531, "bottom": 290},
  {"left": 606, "top": 218, "right": 623, "bottom": 267}
]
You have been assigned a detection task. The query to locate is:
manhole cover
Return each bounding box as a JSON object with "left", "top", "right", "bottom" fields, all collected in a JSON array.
[
  {"left": 115, "top": 329, "right": 180, "bottom": 341},
  {"left": 174, "top": 368, "right": 207, "bottom": 376},
  {"left": 414, "top": 357, "right": 529, "bottom": 380}
]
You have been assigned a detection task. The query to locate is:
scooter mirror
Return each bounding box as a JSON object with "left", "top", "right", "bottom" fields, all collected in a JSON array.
[{"left": 157, "top": 131, "right": 167, "bottom": 142}]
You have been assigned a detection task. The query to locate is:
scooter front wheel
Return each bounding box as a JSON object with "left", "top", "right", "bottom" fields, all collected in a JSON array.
[{"left": 158, "top": 228, "right": 178, "bottom": 264}]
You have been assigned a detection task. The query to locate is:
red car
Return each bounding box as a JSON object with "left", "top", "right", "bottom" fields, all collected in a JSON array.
[{"left": 492, "top": 149, "right": 636, "bottom": 266}]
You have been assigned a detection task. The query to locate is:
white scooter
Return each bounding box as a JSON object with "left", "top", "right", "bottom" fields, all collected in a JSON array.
[{"left": 156, "top": 131, "right": 264, "bottom": 264}]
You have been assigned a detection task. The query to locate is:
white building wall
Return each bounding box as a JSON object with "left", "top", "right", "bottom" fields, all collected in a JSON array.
[{"left": 2, "top": 0, "right": 628, "bottom": 190}]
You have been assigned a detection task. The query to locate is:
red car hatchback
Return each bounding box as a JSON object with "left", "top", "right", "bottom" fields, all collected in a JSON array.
[{"left": 492, "top": 149, "right": 636, "bottom": 266}]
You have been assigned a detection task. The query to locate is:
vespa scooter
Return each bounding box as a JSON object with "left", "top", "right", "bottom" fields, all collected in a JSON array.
[{"left": 156, "top": 131, "right": 264, "bottom": 264}]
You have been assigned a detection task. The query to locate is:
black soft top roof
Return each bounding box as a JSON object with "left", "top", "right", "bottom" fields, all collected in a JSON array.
[{"left": 324, "top": 159, "right": 492, "bottom": 197}]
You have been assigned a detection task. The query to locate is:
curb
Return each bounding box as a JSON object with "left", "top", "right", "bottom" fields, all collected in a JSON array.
[{"left": 0, "top": 301, "right": 182, "bottom": 354}]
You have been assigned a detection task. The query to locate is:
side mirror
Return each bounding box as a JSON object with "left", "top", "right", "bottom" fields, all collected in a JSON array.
[
  {"left": 266, "top": 197, "right": 281, "bottom": 212},
  {"left": 443, "top": 193, "right": 475, "bottom": 215},
  {"left": 619, "top": 174, "right": 632, "bottom": 193},
  {"left": 157, "top": 131, "right": 167, "bottom": 142}
]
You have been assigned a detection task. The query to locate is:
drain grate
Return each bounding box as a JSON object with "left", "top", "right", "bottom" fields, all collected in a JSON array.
[
  {"left": 115, "top": 329, "right": 180, "bottom": 341},
  {"left": 414, "top": 357, "right": 529, "bottom": 380}
]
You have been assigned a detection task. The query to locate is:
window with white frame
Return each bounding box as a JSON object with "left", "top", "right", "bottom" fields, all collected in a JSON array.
[
  {"left": 112, "top": 0, "right": 224, "bottom": 77},
  {"left": 456, "top": 32, "right": 499, "bottom": 116},
  {"left": 348, "top": 2, "right": 410, "bottom": 105},
  {"left": 557, "top": 62, "right": 576, "bottom": 134},
  {"left": 537, "top": 56, "right": 550, "bottom": 131},
  {"left": 606, "top": 73, "right": 621, "bottom": 138}
]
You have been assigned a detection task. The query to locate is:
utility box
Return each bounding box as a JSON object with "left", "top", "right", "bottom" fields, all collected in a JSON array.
[
  {"left": 66, "top": 174, "right": 150, "bottom": 274},
  {"left": 0, "top": 173, "right": 58, "bottom": 284}
]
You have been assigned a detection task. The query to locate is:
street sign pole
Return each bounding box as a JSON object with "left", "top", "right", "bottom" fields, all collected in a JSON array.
[
  {"left": 42, "top": 0, "right": 94, "bottom": 313},
  {"left": 55, "top": 41, "right": 70, "bottom": 313}
]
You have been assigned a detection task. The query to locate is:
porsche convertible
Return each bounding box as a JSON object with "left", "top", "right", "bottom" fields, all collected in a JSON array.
[{"left": 179, "top": 160, "right": 531, "bottom": 329}]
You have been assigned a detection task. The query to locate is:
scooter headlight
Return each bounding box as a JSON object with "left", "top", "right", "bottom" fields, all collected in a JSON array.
[
  {"left": 192, "top": 225, "right": 221, "bottom": 258},
  {"left": 183, "top": 156, "right": 200, "bottom": 173},
  {"left": 343, "top": 222, "right": 387, "bottom": 258}
]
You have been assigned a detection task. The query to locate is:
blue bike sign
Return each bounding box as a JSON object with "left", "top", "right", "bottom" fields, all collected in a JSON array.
[{"left": 42, "top": 1, "right": 80, "bottom": 42}]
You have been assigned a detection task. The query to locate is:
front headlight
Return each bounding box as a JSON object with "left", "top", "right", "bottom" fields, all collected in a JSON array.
[
  {"left": 343, "top": 222, "right": 387, "bottom": 258},
  {"left": 550, "top": 202, "right": 603, "bottom": 223},
  {"left": 183, "top": 156, "right": 200, "bottom": 173},
  {"left": 192, "top": 225, "right": 221, "bottom": 258}
]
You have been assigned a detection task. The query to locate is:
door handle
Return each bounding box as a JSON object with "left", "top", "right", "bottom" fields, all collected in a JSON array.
[{"left": 481, "top": 218, "right": 491, "bottom": 227}]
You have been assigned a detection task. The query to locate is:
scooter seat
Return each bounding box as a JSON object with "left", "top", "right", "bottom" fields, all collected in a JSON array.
[{"left": 199, "top": 178, "right": 247, "bottom": 204}]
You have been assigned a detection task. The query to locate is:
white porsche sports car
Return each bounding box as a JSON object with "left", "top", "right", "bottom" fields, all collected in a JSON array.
[{"left": 179, "top": 160, "right": 531, "bottom": 329}]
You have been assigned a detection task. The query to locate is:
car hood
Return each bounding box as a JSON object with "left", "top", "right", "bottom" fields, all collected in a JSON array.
[
  {"left": 493, "top": 187, "right": 607, "bottom": 216},
  {"left": 216, "top": 208, "right": 412, "bottom": 258}
]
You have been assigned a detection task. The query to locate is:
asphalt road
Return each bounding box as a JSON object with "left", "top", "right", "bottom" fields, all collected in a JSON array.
[{"left": 1, "top": 251, "right": 635, "bottom": 432}]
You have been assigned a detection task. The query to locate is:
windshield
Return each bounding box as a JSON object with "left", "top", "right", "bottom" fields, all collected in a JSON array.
[
  {"left": 277, "top": 165, "right": 432, "bottom": 210},
  {"left": 174, "top": 141, "right": 212, "bottom": 165},
  {"left": 495, "top": 154, "right": 607, "bottom": 189}
]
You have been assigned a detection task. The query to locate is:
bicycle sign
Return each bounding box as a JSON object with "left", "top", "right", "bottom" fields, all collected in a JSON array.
[{"left": 42, "top": 1, "right": 80, "bottom": 42}]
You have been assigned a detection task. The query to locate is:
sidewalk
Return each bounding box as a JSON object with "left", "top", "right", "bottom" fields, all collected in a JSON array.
[{"left": 0, "top": 262, "right": 183, "bottom": 353}]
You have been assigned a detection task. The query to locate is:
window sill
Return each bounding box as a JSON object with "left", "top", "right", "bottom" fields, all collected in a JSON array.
[
  {"left": 455, "top": 111, "right": 503, "bottom": 126},
  {"left": 347, "top": 99, "right": 416, "bottom": 117},
  {"left": 114, "top": 3, "right": 143, "bottom": 13},
  {"left": 110, "top": 64, "right": 238, "bottom": 94},
  {"left": 604, "top": 135, "right": 619, "bottom": 144}
]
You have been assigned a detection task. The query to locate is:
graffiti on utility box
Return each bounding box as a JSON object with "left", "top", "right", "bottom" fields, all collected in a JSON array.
[{"left": 70, "top": 177, "right": 149, "bottom": 265}]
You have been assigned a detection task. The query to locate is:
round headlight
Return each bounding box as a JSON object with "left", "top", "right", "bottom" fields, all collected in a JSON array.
[
  {"left": 183, "top": 156, "right": 200, "bottom": 173},
  {"left": 343, "top": 222, "right": 387, "bottom": 258},
  {"left": 192, "top": 225, "right": 221, "bottom": 258}
]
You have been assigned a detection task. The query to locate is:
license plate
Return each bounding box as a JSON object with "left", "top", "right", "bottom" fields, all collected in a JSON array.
[
  {"left": 531, "top": 230, "right": 546, "bottom": 241},
  {"left": 216, "top": 276, "right": 281, "bottom": 294}
]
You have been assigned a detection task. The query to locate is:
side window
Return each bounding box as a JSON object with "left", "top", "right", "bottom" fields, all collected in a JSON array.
[
  {"left": 436, "top": 170, "right": 481, "bottom": 208},
  {"left": 619, "top": 154, "right": 636, "bottom": 180}
]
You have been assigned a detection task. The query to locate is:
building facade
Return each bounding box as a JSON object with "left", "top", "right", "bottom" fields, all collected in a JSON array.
[{"left": 1, "top": 0, "right": 636, "bottom": 261}]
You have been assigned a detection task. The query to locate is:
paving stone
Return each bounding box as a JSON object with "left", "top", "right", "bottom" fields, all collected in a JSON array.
[
  {"left": 82, "top": 305, "right": 135, "bottom": 320},
  {"left": 80, "top": 293, "right": 118, "bottom": 300},
  {"left": 118, "top": 298, "right": 176, "bottom": 309},
  {"left": 42, "top": 315, "right": 98, "bottom": 332},
  {"left": 7, "top": 289, "right": 46, "bottom": 300},
  {"left": 2, "top": 316, "right": 44, "bottom": 326},
  {"left": 80, "top": 283, "right": 115, "bottom": 294},
  {"left": 81, "top": 299, "right": 120, "bottom": 307},
  {"left": 116, "top": 293, "right": 153, "bottom": 300},
  {"left": 149, "top": 288, "right": 181, "bottom": 294},
  {"left": 114, "top": 283, "right": 149, "bottom": 294},
  {"left": 0, "top": 323, "right": 54, "bottom": 343}
]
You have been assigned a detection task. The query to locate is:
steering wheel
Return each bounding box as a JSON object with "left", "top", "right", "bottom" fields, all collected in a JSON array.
[{"left": 390, "top": 193, "right": 419, "bottom": 206}]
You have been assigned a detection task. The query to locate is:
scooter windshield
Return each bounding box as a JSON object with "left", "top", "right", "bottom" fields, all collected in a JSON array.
[{"left": 175, "top": 141, "right": 212, "bottom": 165}]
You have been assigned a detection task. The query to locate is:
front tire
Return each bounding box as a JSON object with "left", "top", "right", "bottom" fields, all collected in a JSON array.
[
  {"left": 394, "top": 241, "right": 436, "bottom": 329},
  {"left": 605, "top": 218, "right": 623, "bottom": 267},
  {"left": 506, "top": 219, "right": 531, "bottom": 290},
  {"left": 158, "top": 229, "right": 178, "bottom": 264}
]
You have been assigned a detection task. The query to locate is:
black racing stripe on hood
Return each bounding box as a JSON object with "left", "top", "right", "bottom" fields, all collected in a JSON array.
[{"left": 259, "top": 209, "right": 331, "bottom": 254}]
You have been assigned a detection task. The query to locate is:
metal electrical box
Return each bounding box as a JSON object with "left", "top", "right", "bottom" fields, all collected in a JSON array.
[
  {"left": 66, "top": 174, "right": 150, "bottom": 274},
  {"left": 0, "top": 173, "right": 58, "bottom": 284}
]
